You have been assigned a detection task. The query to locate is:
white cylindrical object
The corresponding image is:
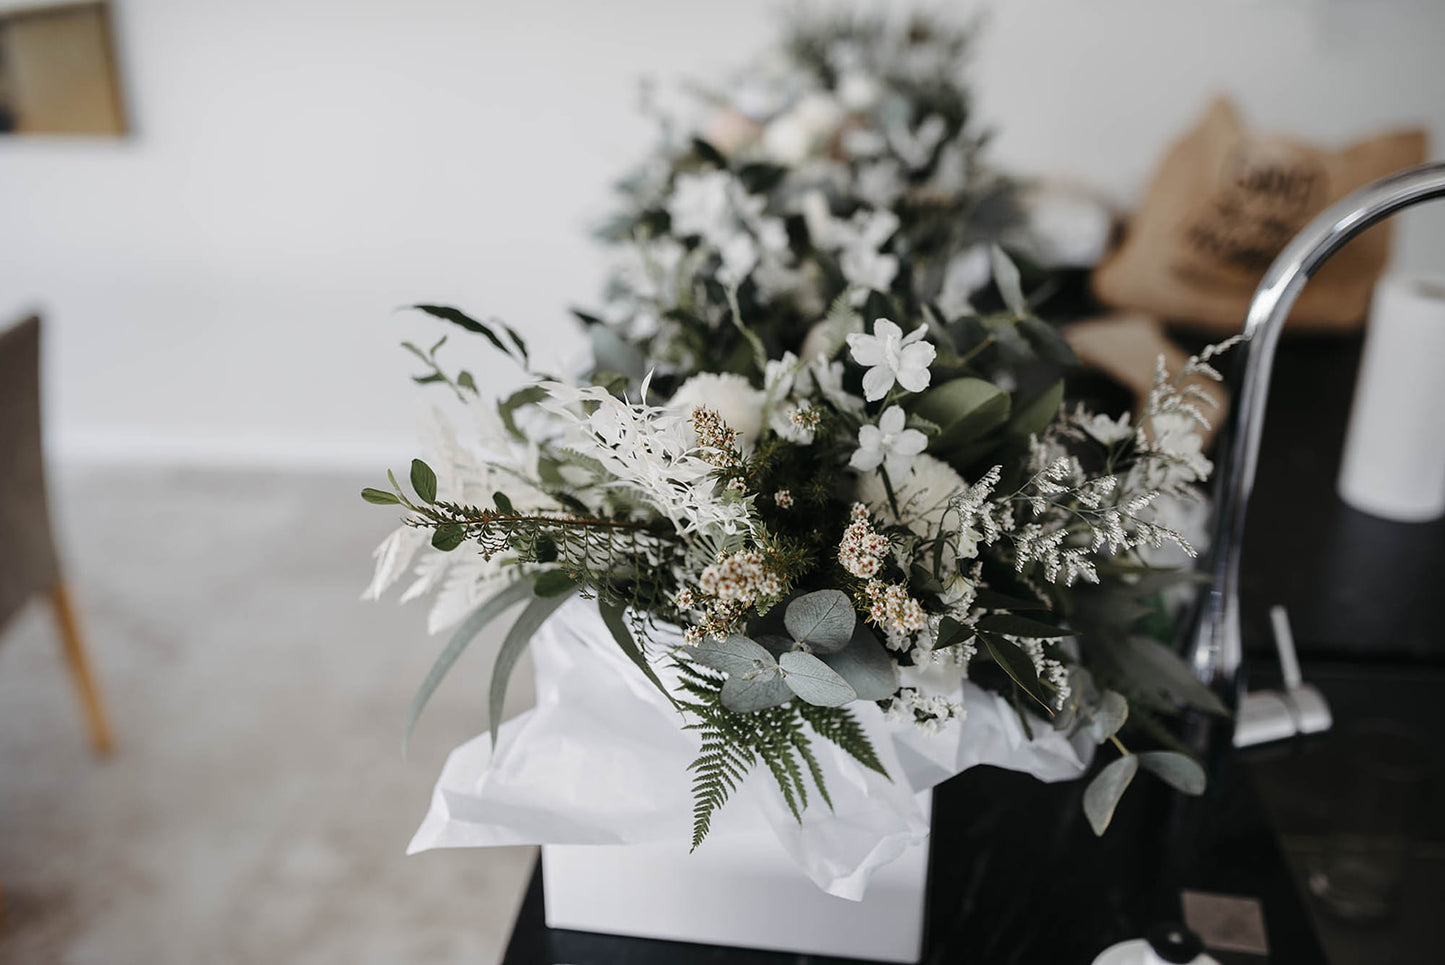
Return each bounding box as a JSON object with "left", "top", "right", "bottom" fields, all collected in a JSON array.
[{"left": 1338, "top": 275, "right": 1445, "bottom": 522}]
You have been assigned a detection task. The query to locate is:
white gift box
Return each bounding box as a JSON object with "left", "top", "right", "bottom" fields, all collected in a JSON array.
[
  {"left": 409, "top": 596, "right": 1090, "bottom": 959},
  {"left": 542, "top": 793, "right": 931, "bottom": 962}
]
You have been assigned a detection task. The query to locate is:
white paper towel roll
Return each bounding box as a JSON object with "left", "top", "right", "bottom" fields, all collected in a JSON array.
[{"left": 1338, "top": 275, "right": 1445, "bottom": 522}]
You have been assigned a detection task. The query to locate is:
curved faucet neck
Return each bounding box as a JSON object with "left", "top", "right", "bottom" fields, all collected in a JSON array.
[{"left": 1187, "top": 161, "right": 1445, "bottom": 696}]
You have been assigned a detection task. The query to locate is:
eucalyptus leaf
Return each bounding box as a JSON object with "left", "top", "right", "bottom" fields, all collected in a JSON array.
[
  {"left": 978, "top": 630, "right": 1054, "bottom": 713},
  {"left": 488, "top": 589, "right": 575, "bottom": 748},
  {"left": 778, "top": 650, "right": 856, "bottom": 706},
  {"left": 976, "top": 614, "right": 1072, "bottom": 638},
  {"left": 403, "top": 579, "right": 532, "bottom": 755},
  {"left": 1087, "top": 690, "right": 1129, "bottom": 744},
  {"left": 1118, "top": 636, "right": 1231, "bottom": 717},
  {"left": 783, "top": 589, "right": 856, "bottom": 653},
  {"left": 361, "top": 487, "right": 400, "bottom": 505},
  {"left": 498, "top": 385, "right": 548, "bottom": 441},
  {"left": 721, "top": 666, "right": 794, "bottom": 712},
  {"left": 598, "top": 599, "right": 677, "bottom": 709},
  {"left": 989, "top": 245, "right": 1027, "bottom": 318},
  {"left": 911, "top": 378, "right": 1010, "bottom": 451},
  {"left": 689, "top": 634, "right": 778, "bottom": 679},
  {"left": 1138, "top": 751, "right": 1206, "bottom": 795},
  {"left": 410, "top": 459, "right": 438, "bottom": 505},
  {"left": 1083, "top": 754, "right": 1138, "bottom": 835},
  {"left": 818, "top": 627, "right": 897, "bottom": 700}
]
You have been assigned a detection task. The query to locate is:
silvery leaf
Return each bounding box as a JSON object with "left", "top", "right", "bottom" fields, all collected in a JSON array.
[
  {"left": 721, "top": 666, "right": 794, "bottom": 712},
  {"left": 1083, "top": 754, "right": 1138, "bottom": 836},
  {"left": 783, "top": 589, "right": 856, "bottom": 653},
  {"left": 819, "top": 627, "right": 897, "bottom": 700},
  {"left": 1138, "top": 751, "right": 1206, "bottom": 796},
  {"left": 779, "top": 650, "right": 856, "bottom": 706},
  {"left": 688, "top": 634, "right": 777, "bottom": 678},
  {"left": 1086, "top": 690, "right": 1129, "bottom": 744}
]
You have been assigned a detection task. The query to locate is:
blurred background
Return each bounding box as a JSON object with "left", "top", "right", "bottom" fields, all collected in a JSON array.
[{"left": 1, "top": 1, "right": 1443, "bottom": 962}]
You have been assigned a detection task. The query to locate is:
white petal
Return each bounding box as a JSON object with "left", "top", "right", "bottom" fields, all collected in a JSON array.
[
  {"left": 895, "top": 428, "right": 929, "bottom": 456},
  {"left": 879, "top": 405, "right": 907, "bottom": 434},
  {"left": 846, "top": 332, "right": 886, "bottom": 367},
  {"left": 901, "top": 322, "right": 930, "bottom": 346},
  {"left": 871, "top": 318, "right": 902, "bottom": 345},
  {"left": 862, "top": 365, "right": 895, "bottom": 401},
  {"left": 850, "top": 446, "right": 884, "bottom": 472}
]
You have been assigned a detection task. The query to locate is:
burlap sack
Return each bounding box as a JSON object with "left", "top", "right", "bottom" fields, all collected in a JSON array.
[{"left": 1093, "top": 98, "right": 1427, "bottom": 333}]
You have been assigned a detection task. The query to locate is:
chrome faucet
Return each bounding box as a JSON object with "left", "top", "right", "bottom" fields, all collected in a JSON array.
[{"left": 1183, "top": 162, "right": 1445, "bottom": 708}]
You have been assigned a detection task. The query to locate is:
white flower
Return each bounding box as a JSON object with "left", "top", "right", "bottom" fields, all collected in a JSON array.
[
  {"left": 1151, "top": 412, "right": 1212, "bottom": 485},
  {"left": 1081, "top": 411, "right": 1134, "bottom": 446},
  {"left": 667, "top": 170, "right": 733, "bottom": 241},
  {"left": 715, "top": 231, "right": 759, "bottom": 286},
  {"left": 850, "top": 405, "right": 927, "bottom": 477},
  {"left": 670, "top": 372, "right": 766, "bottom": 451},
  {"left": 860, "top": 453, "right": 967, "bottom": 540},
  {"left": 846, "top": 318, "right": 936, "bottom": 401},
  {"left": 761, "top": 92, "right": 844, "bottom": 165},
  {"left": 808, "top": 357, "right": 866, "bottom": 415}
]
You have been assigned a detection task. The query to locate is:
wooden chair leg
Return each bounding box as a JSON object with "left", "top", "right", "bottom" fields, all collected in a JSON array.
[{"left": 49, "top": 582, "right": 114, "bottom": 756}]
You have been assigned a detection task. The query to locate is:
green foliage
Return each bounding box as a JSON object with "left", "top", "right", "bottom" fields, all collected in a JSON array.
[
  {"left": 361, "top": 488, "right": 400, "bottom": 505},
  {"left": 676, "top": 663, "right": 886, "bottom": 851}
]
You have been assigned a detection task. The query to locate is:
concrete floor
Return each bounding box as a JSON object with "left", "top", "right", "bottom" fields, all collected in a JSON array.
[{"left": 0, "top": 467, "right": 536, "bottom": 964}]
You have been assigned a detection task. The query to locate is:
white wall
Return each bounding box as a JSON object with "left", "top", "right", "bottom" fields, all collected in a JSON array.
[{"left": 2, "top": 0, "right": 1442, "bottom": 470}]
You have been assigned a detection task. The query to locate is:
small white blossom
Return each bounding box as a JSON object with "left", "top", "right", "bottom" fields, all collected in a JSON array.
[
  {"left": 849, "top": 405, "right": 927, "bottom": 477},
  {"left": 1080, "top": 411, "right": 1134, "bottom": 446},
  {"left": 846, "top": 318, "right": 936, "bottom": 401}
]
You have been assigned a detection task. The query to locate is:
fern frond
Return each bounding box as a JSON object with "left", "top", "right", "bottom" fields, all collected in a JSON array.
[{"left": 798, "top": 702, "right": 888, "bottom": 777}]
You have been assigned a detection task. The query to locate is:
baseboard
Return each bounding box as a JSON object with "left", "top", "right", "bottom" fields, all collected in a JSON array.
[{"left": 50, "top": 426, "right": 414, "bottom": 474}]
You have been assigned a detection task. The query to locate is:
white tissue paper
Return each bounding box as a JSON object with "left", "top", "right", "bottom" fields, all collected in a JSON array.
[{"left": 408, "top": 595, "right": 1091, "bottom": 900}]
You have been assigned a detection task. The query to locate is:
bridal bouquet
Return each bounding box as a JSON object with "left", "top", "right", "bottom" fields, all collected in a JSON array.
[{"left": 364, "top": 11, "right": 1229, "bottom": 860}]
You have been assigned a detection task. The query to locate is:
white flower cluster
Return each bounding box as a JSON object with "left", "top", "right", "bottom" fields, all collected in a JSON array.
[
  {"left": 882, "top": 687, "right": 963, "bottom": 735},
  {"left": 838, "top": 503, "right": 890, "bottom": 578},
  {"left": 862, "top": 579, "right": 927, "bottom": 645},
  {"left": 666, "top": 170, "right": 791, "bottom": 287},
  {"left": 680, "top": 548, "right": 785, "bottom": 643}
]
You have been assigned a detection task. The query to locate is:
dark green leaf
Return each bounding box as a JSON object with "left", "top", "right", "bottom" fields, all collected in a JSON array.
[
  {"left": 989, "top": 245, "right": 1027, "bottom": 318},
  {"left": 1006, "top": 380, "right": 1065, "bottom": 440},
  {"left": 533, "top": 537, "right": 558, "bottom": 563},
  {"left": 976, "top": 614, "right": 1072, "bottom": 638},
  {"left": 457, "top": 371, "right": 478, "bottom": 394},
  {"left": 361, "top": 487, "right": 400, "bottom": 505},
  {"left": 489, "top": 589, "right": 575, "bottom": 748},
  {"left": 403, "top": 579, "right": 532, "bottom": 754},
  {"left": 499, "top": 385, "right": 548, "bottom": 441},
  {"left": 911, "top": 378, "right": 1010, "bottom": 451},
  {"left": 1018, "top": 317, "right": 1079, "bottom": 367},
  {"left": 532, "top": 569, "right": 576, "bottom": 597},
  {"left": 598, "top": 599, "right": 677, "bottom": 709},
  {"left": 692, "top": 136, "right": 727, "bottom": 168},
  {"left": 431, "top": 523, "right": 464, "bottom": 552},
  {"left": 974, "top": 588, "right": 1049, "bottom": 611},
  {"left": 1137, "top": 751, "right": 1206, "bottom": 795},
  {"left": 737, "top": 162, "right": 787, "bottom": 194},
  {"left": 411, "top": 304, "right": 513, "bottom": 358},
  {"left": 933, "top": 616, "right": 972, "bottom": 649},
  {"left": 410, "top": 458, "right": 438, "bottom": 504},
  {"left": 978, "top": 630, "right": 1054, "bottom": 713},
  {"left": 499, "top": 322, "right": 529, "bottom": 363},
  {"left": 1083, "top": 754, "right": 1138, "bottom": 835},
  {"left": 493, "top": 491, "right": 515, "bottom": 514}
]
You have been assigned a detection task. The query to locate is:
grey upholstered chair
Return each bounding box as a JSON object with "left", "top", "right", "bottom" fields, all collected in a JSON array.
[{"left": 0, "top": 315, "right": 113, "bottom": 755}]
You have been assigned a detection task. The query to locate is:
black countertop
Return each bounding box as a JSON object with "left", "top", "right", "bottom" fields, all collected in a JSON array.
[{"left": 499, "top": 336, "right": 1445, "bottom": 964}]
